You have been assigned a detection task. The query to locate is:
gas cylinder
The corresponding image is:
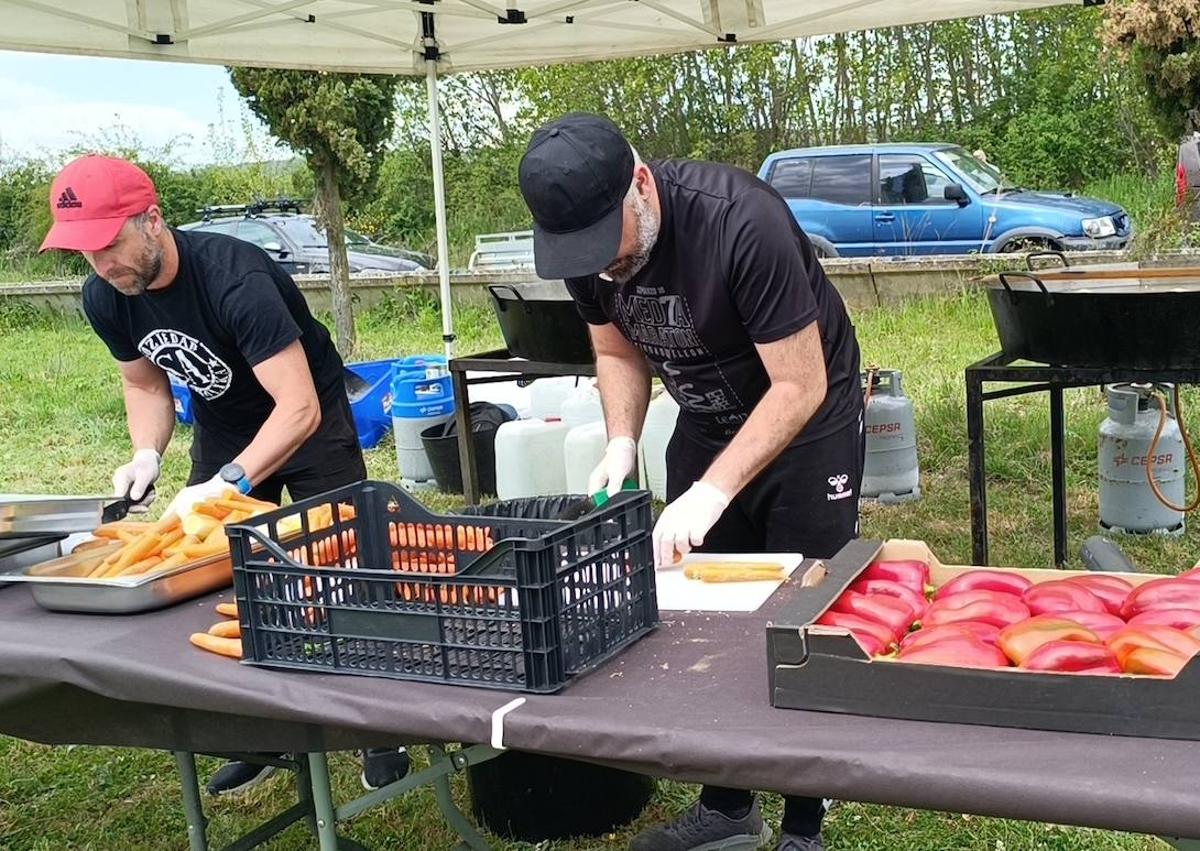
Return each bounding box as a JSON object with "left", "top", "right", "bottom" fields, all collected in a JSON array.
[
  {"left": 861, "top": 369, "right": 920, "bottom": 503},
  {"left": 1098, "top": 383, "right": 1185, "bottom": 536}
]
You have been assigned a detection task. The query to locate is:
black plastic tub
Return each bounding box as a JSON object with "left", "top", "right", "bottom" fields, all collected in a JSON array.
[
  {"left": 487, "top": 281, "right": 594, "bottom": 364},
  {"left": 986, "top": 262, "right": 1200, "bottom": 369}
]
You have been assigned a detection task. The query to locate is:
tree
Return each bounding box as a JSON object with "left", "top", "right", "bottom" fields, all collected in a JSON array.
[
  {"left": 228, "top": 68, "right": 400, "bottom": 356},
  {"left": 1104, "top": 0, "right": 1200, "bottom": 140}
]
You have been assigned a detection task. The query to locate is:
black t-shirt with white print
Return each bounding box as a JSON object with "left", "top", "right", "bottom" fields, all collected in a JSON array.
[
  {"left": 565, "top": 159, "right": 861, "bottom": 450},
  {"left": 82, "top": 228, "right": 346, "bottom": 464}
]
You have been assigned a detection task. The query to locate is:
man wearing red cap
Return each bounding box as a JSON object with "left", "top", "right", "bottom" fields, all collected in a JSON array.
[
  {"left": 519, "top": 114, "right": 865, "bottom": 851},
  {"left": 40, "top": 153, "right": 408, "bottom": 796}
]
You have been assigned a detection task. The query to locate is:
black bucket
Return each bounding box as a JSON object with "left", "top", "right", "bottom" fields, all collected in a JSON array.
[
  {"left": 460, "top": 493, "right": 655, "bottom": 840},
  {"left": 467, "top": 751, "right": 655, "bottom": 841},
  {"left": 420, "top": 402, "right": 515, "bottom": 495}
]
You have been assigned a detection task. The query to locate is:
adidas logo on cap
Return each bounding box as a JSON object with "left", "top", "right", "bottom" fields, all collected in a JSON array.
[{"left": 56, "top": 187, "right": 83, "bottom": 210}]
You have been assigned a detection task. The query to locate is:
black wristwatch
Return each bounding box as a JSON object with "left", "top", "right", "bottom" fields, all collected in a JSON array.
[{"left": 219, "top": 462, "right": 252, "bottom": 495}]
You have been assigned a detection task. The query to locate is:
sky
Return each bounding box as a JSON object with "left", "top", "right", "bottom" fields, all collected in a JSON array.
[{"left": 0, "top": 49, "right": 275, "bottom": 166}]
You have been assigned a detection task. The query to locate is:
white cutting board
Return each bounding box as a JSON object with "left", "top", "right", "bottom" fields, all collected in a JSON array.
[{"left": 655, "top": 552, "right": 803, "bottom": 612}]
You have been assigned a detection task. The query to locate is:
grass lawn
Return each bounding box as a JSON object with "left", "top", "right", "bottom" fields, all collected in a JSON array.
[{"left": 0, "top": 289, "right": 1185, "bottom": 850}]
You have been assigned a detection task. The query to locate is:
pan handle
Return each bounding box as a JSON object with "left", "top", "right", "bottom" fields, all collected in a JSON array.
[
  {"left": 997, "top": 271, "right": 1049, "bottom": 294},
  {"left": 486, "top": 284, "right": 531, "bottom": 315},
  {"left": 1026, "top": 250, "right": 1069, "bottom": 271}
]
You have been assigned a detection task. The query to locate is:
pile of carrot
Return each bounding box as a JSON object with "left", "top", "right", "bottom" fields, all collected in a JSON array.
[{"left": 81, "top": 490, "right": 276, "bottom": 580}]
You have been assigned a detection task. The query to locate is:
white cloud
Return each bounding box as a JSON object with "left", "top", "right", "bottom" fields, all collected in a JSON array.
[{"left": 0, "top": 75, "right": 220, "bottom": 165}]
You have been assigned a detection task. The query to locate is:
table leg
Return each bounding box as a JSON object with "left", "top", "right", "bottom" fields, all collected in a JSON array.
[
  {"left": 451, "top": 369, "right": 480, "bottom": 505},
  {"left": 966, "top": 371, "right": 988, "bottom": 565},
  {"left": 174, "top": 751, "right": 209, "bottom": 851},
  {"left": 307, "top": 752, "right": 341, "bottom": 851},
  {"left": 429, "top": 745, "right": 492, "bottom": 851},
  {"left": 1050, "top": 386, "right": 1068, "bottom": 567}
]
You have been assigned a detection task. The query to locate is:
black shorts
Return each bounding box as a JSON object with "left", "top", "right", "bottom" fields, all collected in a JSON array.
[
  {"left": 666, "top": 412, "right": 865, "bottom": 559},
  {"left": 188, "top": 392, "right": 367, "bottom": 504}
]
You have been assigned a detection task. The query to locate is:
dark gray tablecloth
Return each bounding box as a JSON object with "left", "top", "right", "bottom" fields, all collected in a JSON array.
[{"left": 0, "top": 571, "right": 1196, "bottom": 839}]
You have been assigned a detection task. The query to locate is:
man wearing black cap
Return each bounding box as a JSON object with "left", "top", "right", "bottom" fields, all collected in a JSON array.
[{"left": 519, "top": 114, "right": 864, "bottom": 851}]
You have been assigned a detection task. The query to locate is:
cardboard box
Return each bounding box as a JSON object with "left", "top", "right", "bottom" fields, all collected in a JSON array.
[{"left": 767, "top": 538, "right": 1200, "bottom": 740}]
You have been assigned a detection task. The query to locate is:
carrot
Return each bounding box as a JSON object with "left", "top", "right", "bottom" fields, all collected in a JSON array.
[
  {"left": 147, "top": 552, "right": 189, "bottom": 574},
  {"left": 193, "top": 503, "right": 232, "bottom": 520},
  {"left": 147, "top": 512, "right": 181, "bottom": 538},
  {"left": 188, "top": 633, "right": 242, "bottom": 659},
  {"left": 181, "top": 514, "right": 218, "bottom": 539},
  {"left": 215, "top": 602, "right": 239, "bottom": 618},
  {"left": 114, "top": 555, "right": 163, "bottom": 577},
  {"left": 201, "top": 525, "right": 228, "bottom": 546},
  {"left": 155, "top": 527, "right": 185, "bottom": 553},
  {"left": 207, "top": 619, "right": 241, "bottom": 638},
  {"left": 180, "top": 543, "right": 227, "bottom": 560},
  {"left": 105, "top": 533, "right": 162, "bottom": 573}
]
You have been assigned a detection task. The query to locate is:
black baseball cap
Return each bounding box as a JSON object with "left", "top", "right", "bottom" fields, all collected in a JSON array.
[{"left": 518, "top": 113, "right": 634, "bottom": 279}]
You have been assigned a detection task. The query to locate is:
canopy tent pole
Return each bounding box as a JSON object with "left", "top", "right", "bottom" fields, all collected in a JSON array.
[{"left": 424, "top": 17, "right": 455, "bottom": 359}]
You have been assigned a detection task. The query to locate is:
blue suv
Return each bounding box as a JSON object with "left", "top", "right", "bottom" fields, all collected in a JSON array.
[{"left": 757, "top": 144, "right": 1131, "bottom": 257}]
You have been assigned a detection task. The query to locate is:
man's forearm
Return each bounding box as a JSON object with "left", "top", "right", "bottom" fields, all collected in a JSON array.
[
  {"left": 596, "top": 352, "right": 652, "bottom": 440},
  {"left": 233, "top": 399, "right": 321, "bottom": 485},
  {"left": 701, "top": 382, "right": 824, "bottom": 498},
  {"left": 124, "top": 382, "right": 175, "bottom": 455}
]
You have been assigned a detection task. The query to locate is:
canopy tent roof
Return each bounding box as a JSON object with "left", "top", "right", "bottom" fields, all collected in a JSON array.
[{"left": 1, "top": 0, "right": 1077, "bottom": 75}]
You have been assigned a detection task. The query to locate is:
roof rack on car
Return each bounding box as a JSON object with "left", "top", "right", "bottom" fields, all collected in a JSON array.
[{"left": 197, "top": 197, "right": 306, "bottom": 221}]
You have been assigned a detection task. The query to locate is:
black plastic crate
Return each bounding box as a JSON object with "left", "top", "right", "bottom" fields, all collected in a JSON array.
[{"left": 227, "top": 481, "right": 657, "bottom": 693}]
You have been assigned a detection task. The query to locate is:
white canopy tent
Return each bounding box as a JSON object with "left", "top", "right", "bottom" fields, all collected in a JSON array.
[{"left": 0, "top": 0, "right": 1079, "bottom": 355}]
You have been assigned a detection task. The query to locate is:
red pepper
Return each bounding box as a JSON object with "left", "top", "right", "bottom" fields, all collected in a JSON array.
[
  {"left": 1176, "top": 566, "right": 1200, "bottom": 582},
  {"left": 1061, "top": 575, "right": 1133, "bottom": 616},
  {"left": 1023, "top": 580, "right": 1106, "bottom": 616},
  {"left": 1108, "top": 625, "right": 1200, "bottom": 665},
  {"left": 1120, "top": 577, "right": 1200, "bottom": 619},
  {"left": 934, "top": 569, "right": 1032, "bottom": 600},
  {"left": 851, "top": 579, "right": 928, "bottom": 618},
  {"left": 831, "top": 590, "right": 915, "bottom": 637},
  {"left": 1020, "top": 640, "right": 1121, "bottom": 674},
  {"left": 1122, "top": 646, "right": 1192, "bottom": 677},
  {"left": 998, "top": 615, "right": 1101, "bottom": 665},
  {"left": 1126, "top": 608, "right": 1200, "bottom": 631},
  {"left": 815, "top": 610, "right": 898, "bottom": 654},
  {"left": 929, "top": 588, "right": 1024, "bottom": 610},
  {"left": 1053, "top": 610, "right": 1126, "bottom": 641},
  {"left": 862, "top": 559, "right": 929, "bottom": 595},
  {"left": 923, "top": 594, "right": 1031, "bottom": 630},
  {"left": 897, "top": 624, "right": 988, "bottom": 652},
  {"left": 895, "top": 634, "right": 1010, "bottom": 668}
]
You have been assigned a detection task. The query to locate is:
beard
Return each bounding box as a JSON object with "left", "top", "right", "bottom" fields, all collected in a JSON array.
[
  {"left": 109, "top": 242, "right": 163, "bottom": 296},
  {"left": 602, "top": 192, "right": 661, "bottom": 284}
]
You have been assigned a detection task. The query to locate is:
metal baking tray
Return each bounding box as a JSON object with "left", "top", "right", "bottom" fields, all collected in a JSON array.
[
  {"left": 7, "top": 544, "right": 232, "bottom": 614},
  {"left": 0, "top": 494, "right": 112, "bottom": 537},
  {"left": 0, "top": 535, "right": 65, "bottom": 579}
]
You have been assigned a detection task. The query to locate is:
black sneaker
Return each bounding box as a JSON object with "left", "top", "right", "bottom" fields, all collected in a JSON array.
[
  {"left": 630, "top": 796, "right": 771, "bottom": 851},
  {"left": 205, "top": 758, "right": 280, "bottom": 797},
  {"left": 775, "top": 834, "right": 825, "bottom": 851},
  {"left": 360, "top": 747, "right": 410, "bottom": 791}
]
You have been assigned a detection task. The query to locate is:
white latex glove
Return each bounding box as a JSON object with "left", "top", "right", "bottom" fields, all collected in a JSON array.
[
  {"left": 111, "top": 448, "right": 161, "bottom": 512},
  {"left": 163, "top": 474, "right": 232, "bottom": 520},
  {"left": 652, "top": 481, "right": 731, "bottom": 568},
  {"left": 586, "top": 436, "right": 638, "bottom": 497}
]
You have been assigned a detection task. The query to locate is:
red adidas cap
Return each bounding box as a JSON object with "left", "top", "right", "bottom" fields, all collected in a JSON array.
[{"left": 39, "top": 155, "right": 158, "bottom": 253}]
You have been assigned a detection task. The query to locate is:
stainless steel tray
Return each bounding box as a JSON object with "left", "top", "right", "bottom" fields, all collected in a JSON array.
[
  {"left": 0, "top": 494, "right": 112, "bottom": 537},
  {"left": 0, "top": 535, "right": 65, "bottom": 579},
  {"left": 8, "top": 545, "right": 232, "bottom": 614}
]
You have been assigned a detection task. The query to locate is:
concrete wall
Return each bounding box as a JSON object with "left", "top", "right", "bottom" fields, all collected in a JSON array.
[{"left": 5, "top": 250, "right": 1200, "bottom": 315}]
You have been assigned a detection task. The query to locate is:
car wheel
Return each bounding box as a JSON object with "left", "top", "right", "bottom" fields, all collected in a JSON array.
[{"left": 998, "top": 236, "right": 1059, "bottom": 254}]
